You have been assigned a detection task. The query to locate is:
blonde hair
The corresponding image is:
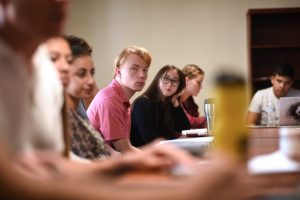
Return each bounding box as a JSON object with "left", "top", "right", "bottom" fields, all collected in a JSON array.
[
  {"left": 113, "top": 45, "right": 151, "bottom": 78},
  {"left": 182, "top": 64, "right": 204, "bottom": 79}
]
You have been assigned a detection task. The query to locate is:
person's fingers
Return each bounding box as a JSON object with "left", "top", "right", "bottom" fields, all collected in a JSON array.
[
  {"left": 130, "top": 143, "right": 197, "bottom": 171},
  {"left": 142, "top": 139, "right": 196, "bottom": 163},
  {"left": 151, "top": 143, "right": 197, "bottom": 165},
  {"left": 108, "top": 141, "right": 198, "bottom": 174}
]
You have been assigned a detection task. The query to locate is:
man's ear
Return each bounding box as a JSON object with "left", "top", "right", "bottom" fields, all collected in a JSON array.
[
  {"left": 185, "top": 77, "right": 189, "bottom": 85},
  {"left": 270, "top": 75, "right": 275, "bottom": 85},
  {"left": 115, "top": 67, "right": 121, "bottom": 77}
]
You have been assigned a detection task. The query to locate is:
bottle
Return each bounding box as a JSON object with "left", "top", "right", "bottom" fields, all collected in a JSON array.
[
  {"left": 265, "top": 101, "right": 276, "bottom": 126},
  {"left": 214, "top": 73, "right": 249, "bottom": 161},
  {"left": 204, "top": 98, "right": 215, "bottom": 135}
]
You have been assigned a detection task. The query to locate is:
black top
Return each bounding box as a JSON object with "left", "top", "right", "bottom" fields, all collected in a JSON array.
[{"left": 130, "top": 96, "right": 190, "bottom": 147}]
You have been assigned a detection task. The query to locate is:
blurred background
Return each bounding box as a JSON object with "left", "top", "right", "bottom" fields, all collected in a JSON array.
[{"left": 65, "top": 0, "right": 300, "bottom": 113}]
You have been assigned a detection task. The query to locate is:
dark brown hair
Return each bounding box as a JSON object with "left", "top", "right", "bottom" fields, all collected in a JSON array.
[
  {"left": 272, "top": 63, "right": 295, "bottom": 79},
  {"left": 65, "top": 35, "right": 92, "bottom": 58},
  {"left": 143, "top": 65, "right": 185, "bottom": 102},
  {"left": 140, "top": 65, "right": 185, "bottom": 137}
]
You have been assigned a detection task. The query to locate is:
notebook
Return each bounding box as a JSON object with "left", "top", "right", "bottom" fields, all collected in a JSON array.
[{"left": 279, "top": 97, "right": 300, "bottom": 126}]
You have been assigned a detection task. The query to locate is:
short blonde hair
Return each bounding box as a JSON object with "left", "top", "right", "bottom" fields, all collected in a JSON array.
[
  {"left": 113, "top": 45, "right": 151, "bottom": 78},
  {"left": 182, "top": 64, "right": 204, "bottom": 79}
]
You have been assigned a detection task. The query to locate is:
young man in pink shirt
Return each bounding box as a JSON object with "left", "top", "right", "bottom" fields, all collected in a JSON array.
[{"left": 87, "top": 46, "right": 151, "bottom": 153}]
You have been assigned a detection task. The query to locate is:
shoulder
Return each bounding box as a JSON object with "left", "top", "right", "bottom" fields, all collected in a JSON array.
[
  {"left": 134, "top": 96, "right": 152, "bottom": 104},
  {"left": 92, "top": 86, "right": 120, "bottom": 106},
  {"left": 99, "top": 85, "right": 118, "bottom": 100},
  {"left": 187, "top": 96, "right": 198, "bottom": 107},
  {"left": 187, "top": 96, "right": 196, "bottom": 103},
  {"left": 255, "top": 87, "right": 272, "bottom": 96},
  {"left": 252, "top": 87, "right": 272, "bottom": 101},
  {"left": 87, "top": 87, "right": 121, "bottom": 117},
  {"left": 132, "top": 96, "right": 155, "bottom": 110}
]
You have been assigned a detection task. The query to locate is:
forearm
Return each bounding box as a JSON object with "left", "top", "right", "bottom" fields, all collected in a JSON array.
[
  {"left": 112, "top": 139, "right": 141, "bottom": 153},
  {"left": 246, "top": 111, "right": 261, "bottom": 125},
  {"left": 106, "top": 144, "right": 121, "bottom": 157},
  {"left": 188, "top": 115, "right": 206, "bottom": 128}
]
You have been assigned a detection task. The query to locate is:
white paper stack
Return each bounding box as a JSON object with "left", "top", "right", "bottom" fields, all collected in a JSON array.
[
  {"left": 157, "top": 136, "right": 213, "bottom": 156},
  {"left": 181, "top": 128, "right": 208, "bottom": 136}
]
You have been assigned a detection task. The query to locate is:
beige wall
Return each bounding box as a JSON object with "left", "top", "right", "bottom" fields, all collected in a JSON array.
[{"left": 65, "top": 0, "right": 300, "bottom": 114}]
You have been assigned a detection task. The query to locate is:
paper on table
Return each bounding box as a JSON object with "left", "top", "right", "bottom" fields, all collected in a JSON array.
[
  {"left": 248, "top": 151, "right": 300, "bottom": 174},
  {"left": 156, "top": 136, "right": 214, "bottom": 156},
  {"left": 181, "top": 128, "right": 208, "bottom": 136}
]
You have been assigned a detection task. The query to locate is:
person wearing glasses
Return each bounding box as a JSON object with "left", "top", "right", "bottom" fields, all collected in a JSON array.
[{"left": 130, "top": 65, "right": 190, "bottom": 147}]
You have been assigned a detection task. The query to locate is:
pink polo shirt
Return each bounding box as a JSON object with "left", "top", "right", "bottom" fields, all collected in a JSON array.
[{"left": 87, "top": 79, "right": 131, "bottom": 145}]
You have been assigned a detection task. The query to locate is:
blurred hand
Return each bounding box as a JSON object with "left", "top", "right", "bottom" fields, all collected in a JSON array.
[
  {"left": 188, "top": 152, "right": 264, "bottom": 200},
  {"left": 117, "top": 140, "right": 197, "bottom": 173},
  {"left": 12, "top": 151, "right": 64, "bottom": 181}
]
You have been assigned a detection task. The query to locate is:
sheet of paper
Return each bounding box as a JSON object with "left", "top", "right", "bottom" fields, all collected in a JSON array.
[
  {"left": 248, "top": 151, "right": 300, "bottom": 174},
  {"left": 181, "top": 128, "right": 208, "bottom": 136},
  {"left": 156, "top": 136, "right": 213, "bottom": 156}
]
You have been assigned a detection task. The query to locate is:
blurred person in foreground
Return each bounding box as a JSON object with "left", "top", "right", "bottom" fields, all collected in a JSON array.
[
  {"left": 0, "top": 0, "right": 264, "bottom": 199},
  {"left": 0, "top": 0, "right": 198, "bottom": 191}
]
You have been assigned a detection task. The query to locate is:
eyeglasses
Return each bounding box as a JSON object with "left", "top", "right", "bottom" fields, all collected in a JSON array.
[{"left": 161, "top": 76, "right": 179, "bottom": 87}]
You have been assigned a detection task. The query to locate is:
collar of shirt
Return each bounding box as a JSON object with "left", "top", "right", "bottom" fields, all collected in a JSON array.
[{"left": 111, "top": 79, "right": 131, "bottom": 108}]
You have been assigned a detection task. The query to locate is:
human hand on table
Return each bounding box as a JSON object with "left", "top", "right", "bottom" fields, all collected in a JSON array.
[{"left": 107, "top": 140, "right": 198, "bottom": 174}]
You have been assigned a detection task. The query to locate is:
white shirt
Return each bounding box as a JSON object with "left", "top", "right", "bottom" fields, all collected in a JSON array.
[{"left": 248, "top": 87, "right": 300, "bottom": 125}]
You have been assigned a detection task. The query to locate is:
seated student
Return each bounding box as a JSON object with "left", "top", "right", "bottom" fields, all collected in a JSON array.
[
  {"left": 87, "top": 46, "right": 151, "bottom": 153},
  {"left": 246, "top": 63, "right": 300, "bottom": 125},
  {"left": 16, "top": 36, "right": 198, "bottom": 181},
  {"left": 0, "top": 1, "right": 260, "bottom": 199},
  {"left": 45, "top": 35, "right": 111, "bottom": 160},
  {"left": 130, "top": 65, "right": 190, "bottom": 147},
  {"left": 180, "top": 64, "right": 206, "bottom": 128},
  {"left": 65, "top": 35, "right": 121, "bottom": 159},
  {"left": 65, "top": 37, "right": 99, "bottom": 119}
]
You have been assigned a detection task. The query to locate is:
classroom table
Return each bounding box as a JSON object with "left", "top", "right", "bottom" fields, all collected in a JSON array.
[{"left": 115, "top": 127, "right": 300, "bottom": 199}]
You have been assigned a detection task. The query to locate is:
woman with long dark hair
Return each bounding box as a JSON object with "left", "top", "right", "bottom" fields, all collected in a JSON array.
[{"left": 130, "top": 65, "right": 190, "bottom": 147}]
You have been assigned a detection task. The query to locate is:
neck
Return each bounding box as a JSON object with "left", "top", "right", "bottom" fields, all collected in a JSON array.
[
  {"left": 115, "top": 78, "right": 135, "bottom": 100},
  {"left": 66, "top": 93, "right": 80, "bottom": 111},
  {"left": 180, "top": 89, "right": 191, "bottom": 102},
  {"left": 272, "top": 87, "right": 281, "bottom": 99}
]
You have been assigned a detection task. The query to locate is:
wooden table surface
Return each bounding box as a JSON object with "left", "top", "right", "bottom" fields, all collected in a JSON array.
[
  {"left": 248, "top": 127, "right": 281, "bottom": 158},
  {"left": 117, "top": 127, "right": 300, "bottom": 199}
]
